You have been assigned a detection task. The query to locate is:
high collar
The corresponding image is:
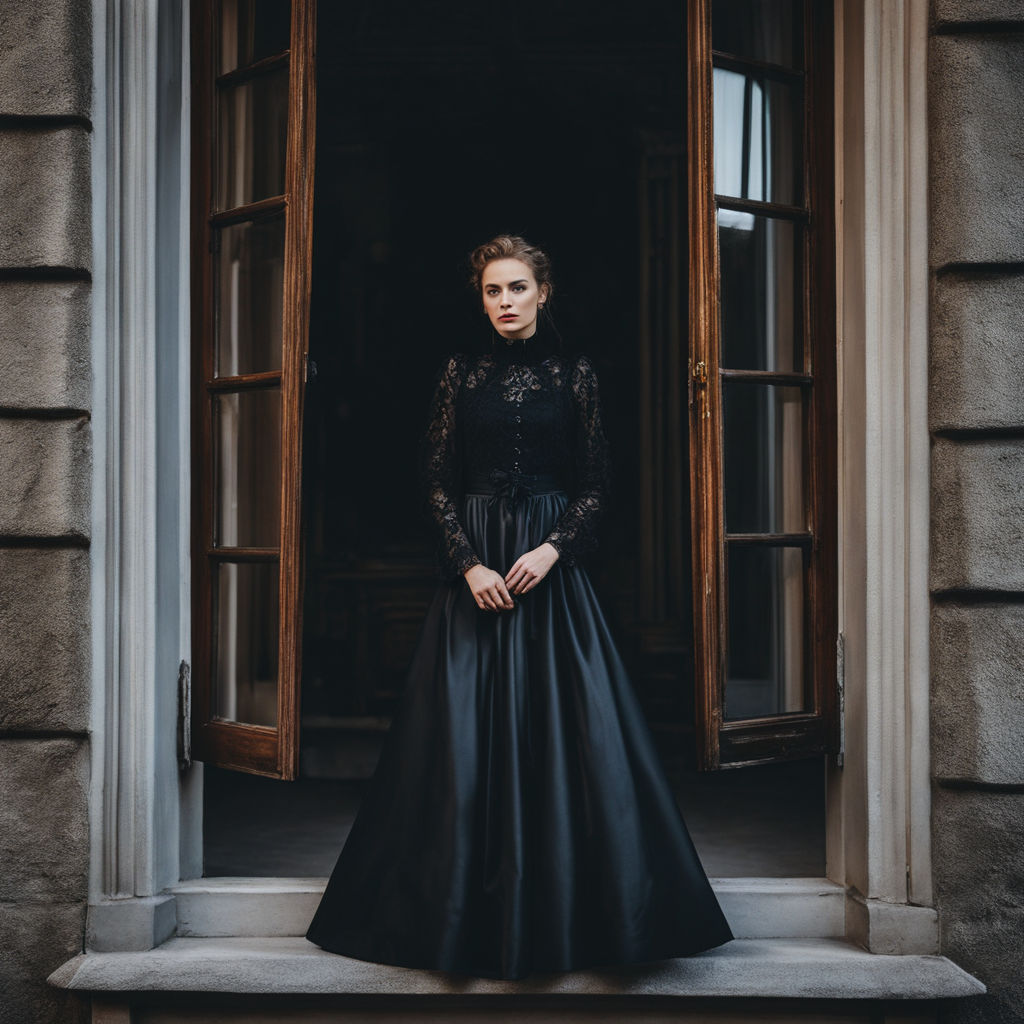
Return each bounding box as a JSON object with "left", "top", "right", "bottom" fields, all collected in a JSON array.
[{"left": 488, "top": 315, "right": 559, "bottom": 365}]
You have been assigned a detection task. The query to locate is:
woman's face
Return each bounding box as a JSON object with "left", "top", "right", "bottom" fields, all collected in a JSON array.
[{"left": 481, "top": 258, "right": 550, "bottom": 339}]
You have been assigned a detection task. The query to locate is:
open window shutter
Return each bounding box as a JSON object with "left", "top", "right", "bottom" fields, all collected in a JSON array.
[
  {"left": 687, "top": 0, "right": 838, "bottom": 770},
  {"left": 190, "top": 0, "right": 316, "bottom": 779}
]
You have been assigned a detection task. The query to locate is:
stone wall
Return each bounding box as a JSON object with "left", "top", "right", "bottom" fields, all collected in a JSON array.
[
  {"left": 0, "top": 1, "right": 93, "bottom": 1021},
  {"left": 928, "top": 4, "right": 1024, "bottom": 1023}
]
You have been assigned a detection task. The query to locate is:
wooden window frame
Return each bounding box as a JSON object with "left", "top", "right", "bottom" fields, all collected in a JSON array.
[
  {"left": 189, "top": 0, "right": 317, "bottom": 779},
  {"left": 687, "top": 0, "right": 839, "bottom": 770}
]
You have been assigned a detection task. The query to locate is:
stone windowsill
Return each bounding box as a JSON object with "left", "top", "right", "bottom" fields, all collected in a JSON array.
[{"left": 49, "top": 936, "right": 985, "bottom": 1001}]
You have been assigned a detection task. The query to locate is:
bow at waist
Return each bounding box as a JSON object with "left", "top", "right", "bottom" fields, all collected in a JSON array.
[{"left": 465, "top": 469, "right": 566, "bottom": 510}]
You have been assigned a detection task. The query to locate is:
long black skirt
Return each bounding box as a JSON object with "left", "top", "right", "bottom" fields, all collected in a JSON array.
[{"left": 305, "top": 478, "right": 734, "bottom": 979}]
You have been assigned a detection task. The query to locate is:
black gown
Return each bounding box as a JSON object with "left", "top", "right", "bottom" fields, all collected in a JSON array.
[{"left": 305, "top": 319, "right": 734, "bottom": 979}]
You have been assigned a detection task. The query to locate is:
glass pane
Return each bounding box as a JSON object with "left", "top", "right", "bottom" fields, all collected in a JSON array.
[
  {"left": 713, "top": 67, "right": 802, "bottom": 207},
  {"left": 216, "top": 68, "right": 289, "bottom": 211},
  {"left": 214, "top": 388, "right": 282, "bottom": 548},
  {"left": 718, "top": 211, "right": 801, "bottom": 371},
  {"left": 712, "top": 0, "right": 803, "bottom": 68},
  {"left": 214, "top": 560, "right": 280, "bottom": 727},
  {"left": 725, "top": 545, "right": 806, "bottom": 720},
  {"left": 724, "top": 383, "right": 805, "bottom": 534},
  {"left": 215, "top": 214, "right": 285, "bottom": 376},
  {"left": 220, "top": 0, "right": 291, "bottom": 73}
]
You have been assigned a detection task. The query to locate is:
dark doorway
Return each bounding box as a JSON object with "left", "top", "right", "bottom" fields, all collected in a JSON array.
[
  {"left": 202, "top": 0, "right": 825, "bottom": 880},
  {"left": 300, "top": 0, "right": 691, "bottom": 771}
]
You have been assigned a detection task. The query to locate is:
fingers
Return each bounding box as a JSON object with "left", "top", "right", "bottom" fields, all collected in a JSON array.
[
  {"left": 478, "top": 585, "right": 511, "bottom": 611},
  {"left": 471, "top": 561, "right": 552, "bottom": 609},
  {"left": 495, "top": 577, "right": 515, "bottom": 609},
  {"left": 505, "top": 566, "right": 529, "bottom": 594},
  {"left": 470, "top": 572, "right": 516, "bottom": 611}
]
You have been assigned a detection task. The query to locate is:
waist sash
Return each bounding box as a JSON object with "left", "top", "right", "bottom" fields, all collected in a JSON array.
[{"left": 465, "top": 469, "right": 566, "bottom": 510}]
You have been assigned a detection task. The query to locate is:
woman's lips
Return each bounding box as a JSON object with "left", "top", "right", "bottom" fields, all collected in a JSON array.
[{"left": 499, "top": 314, "right": 518, "bottom": 320}]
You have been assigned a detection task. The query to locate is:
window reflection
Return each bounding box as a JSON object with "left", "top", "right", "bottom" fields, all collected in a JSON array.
[
  {"left": 718, "top": 211, "right": 800, "bottom": 371},
  {"left": 215, "top": 214, "right": 285, "bottom": 376},
  {"left": 214, "top": 561, "right": 280, "bottom": 727},
  {"left": 712, "top": 0, "right": 802, "bottom": 68},
  {"left": 217, "top": 68, "right": 289, "bottom": 210},
  {"left": 726, "top": 546, "right": 806, "bottom": 720},
  {"left": 713, "top": 67, "right": 801, "bottom": 208},
  {"left": 724, "top": 383, "right": 805, "bottom": 534},
  {"left": 214, "top": 388, "right": 283, "bottom": 549},
  {"left": 220, "top": 0, "right": 291, "bottom": 74}
]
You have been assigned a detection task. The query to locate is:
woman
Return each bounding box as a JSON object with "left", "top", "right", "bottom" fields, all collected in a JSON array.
[{"left": 305, "top": 234, "right": 734, "bottom": 979}]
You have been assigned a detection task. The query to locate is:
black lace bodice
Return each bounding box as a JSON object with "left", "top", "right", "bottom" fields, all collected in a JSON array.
[{"left": 419, "top": 321, "right": 612, "bottom": 581}]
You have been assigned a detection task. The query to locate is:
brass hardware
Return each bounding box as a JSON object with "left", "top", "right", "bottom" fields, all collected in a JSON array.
[{"left": 693, "top": 360, "right": 708, "bottom": 385}]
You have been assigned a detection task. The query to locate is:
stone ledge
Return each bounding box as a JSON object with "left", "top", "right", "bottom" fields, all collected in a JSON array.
[{"left": 47, "top": 936, "right": 985, "bottom": 1000}]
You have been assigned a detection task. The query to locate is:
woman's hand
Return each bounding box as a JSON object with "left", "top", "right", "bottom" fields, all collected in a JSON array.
[
  {"left": 505, "top": 542, "right": 559, "bottom": 596},
  {"left": 463, "top": 563, "right": 515, "bottom": 611}
]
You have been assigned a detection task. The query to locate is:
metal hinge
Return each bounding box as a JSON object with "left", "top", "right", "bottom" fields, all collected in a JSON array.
[
  {"left": 177, "top": 659, "right": 192, "bottom": 771},
  {"left": 835, "top": 632, "right": 845, "bottom": 768}
]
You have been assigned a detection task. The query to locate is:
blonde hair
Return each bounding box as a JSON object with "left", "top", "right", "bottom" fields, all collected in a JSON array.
[{"left": 467, "top": 234, "right": 555, "bottom": 302}]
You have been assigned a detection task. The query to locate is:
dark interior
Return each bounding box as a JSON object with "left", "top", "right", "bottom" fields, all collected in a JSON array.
[{"left": 204, "top": 0, "right": 825, "bottom": 879}]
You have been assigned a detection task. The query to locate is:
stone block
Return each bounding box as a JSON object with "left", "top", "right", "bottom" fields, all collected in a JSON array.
[
  {"left": 0, "top": 127, "right": 91, "bottom": 272},
  {"left": 930, "top": 438, "right": 1024, "bottom": 592},
  {"left": 0, "top": 902, "right": 86, "bottom": 1024},
  {"left": 0, "top": 280, "right": 91, "bottom": 410},
  {"left": 0, "top": 416, "right": 91, "bottom": 539},
  {"left": 0, "top": 738, "right": 89, "bottom": 902},
  {"left": 930, "top": 272, "right": 1024, "bottom": 431},
  {"left": 0, "top": 548, "right": 90, "bottom": 732},
  {"left": 929, "top": 36, "right": 1024, "bottom": 266},
  {"left": 933, "top": 0, "right": 1024, "bottom": 27},
  {"left": 0, "top": 0, "right": 92, "bottom": 118},
  {"left": 931, "top": 602, "right": 1024, "bottom": 785},
  {"left": 932, "top": 787, "right": 1024, "bottom": 1023}
]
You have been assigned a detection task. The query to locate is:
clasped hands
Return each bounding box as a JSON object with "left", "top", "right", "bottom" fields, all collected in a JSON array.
[{"left": 463, "top": 542, "right": 559, "bottom": 611}]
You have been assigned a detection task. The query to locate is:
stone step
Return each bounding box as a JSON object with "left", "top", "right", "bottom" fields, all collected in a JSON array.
[
  {"left": 50, "top": 935, "right": 985, "bottom": 1004},
  {"left": 170, "top": 877, "right": 846, "bottom": 940}
]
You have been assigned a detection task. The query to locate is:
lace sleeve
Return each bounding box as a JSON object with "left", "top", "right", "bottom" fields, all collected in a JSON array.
[
  {"left": 542, "top": 354, "right": 611, "bottom": 566},
  {"left": 419, "top": 353, "right": 482, "bottom": 581}
]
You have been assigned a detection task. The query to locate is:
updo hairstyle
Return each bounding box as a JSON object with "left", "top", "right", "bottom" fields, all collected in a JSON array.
[{"left": 467, "top": 234, "right": 555, "bottom": 303}]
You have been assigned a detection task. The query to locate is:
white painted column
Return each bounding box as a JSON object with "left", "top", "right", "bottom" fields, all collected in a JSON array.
[
  {"left": 831, "top": 0, "right": 936, "bottom": 954},
  {"left": 87, "top": 0, "right": 194, "bottom": 951}
]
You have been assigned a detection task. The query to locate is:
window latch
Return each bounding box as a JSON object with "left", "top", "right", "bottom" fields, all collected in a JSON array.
[{"left": 690, "top": 360, "right": 710, "bottom": 418}]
